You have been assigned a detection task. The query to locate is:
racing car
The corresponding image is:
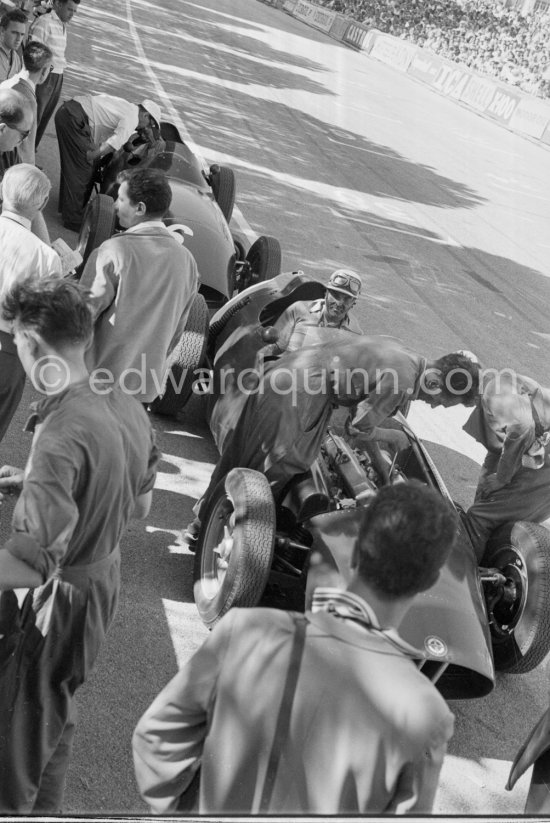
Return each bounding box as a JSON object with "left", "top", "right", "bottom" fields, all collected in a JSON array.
[
  {"left": 74, "top": 120, "right": 282, "bottom": 414},
  {"left": 192, "top": 270, "right": 550, "bottom": 700}
]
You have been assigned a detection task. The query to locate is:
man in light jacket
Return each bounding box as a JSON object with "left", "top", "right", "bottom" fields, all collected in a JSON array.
[
  {"left": 133, "top": 481, "right": 456, "bottom": 815},
  {"left": 80, "top": 167, "right": 199, "bottom": 405}
]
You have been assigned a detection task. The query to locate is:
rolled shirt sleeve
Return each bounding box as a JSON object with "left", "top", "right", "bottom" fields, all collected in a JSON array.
[
  {"left": 483, "top": 391, "right": 535, "bottom": 485},
  {"left": 350, "top": 372, "right": 411, "bottom": 439},
  {"left": 105, "top": 109, "right": 139, "bottom": 151}
]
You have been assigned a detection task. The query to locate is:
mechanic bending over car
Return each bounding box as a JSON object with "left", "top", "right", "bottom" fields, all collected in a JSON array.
[
  {"left": 54, "top": 91, "right": 161, "bottom": 230},
  {"left": 462, "top": 367, "right": 550, "bottom": 560},
  {"left": 264, "top": 268, "right": 363, "bottom": 354},
  {"left": 185, "top": 339, "right": 479, "bottom": 546}
]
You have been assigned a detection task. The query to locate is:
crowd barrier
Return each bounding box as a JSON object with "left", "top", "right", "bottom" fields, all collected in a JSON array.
[{"left": 275, "top": 0, "right": 550, "bottom": 148}]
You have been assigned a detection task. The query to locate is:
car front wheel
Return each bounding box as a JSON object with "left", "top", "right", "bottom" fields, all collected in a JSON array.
[
  {"left": 75, "top": 193, "right": 116, "bottom": 275},
  {"left": 481, "top": 520, "right": 550, "bottom": 673},
  {"left": 193, "top": 468, "right": 276, "bottom": 629}
]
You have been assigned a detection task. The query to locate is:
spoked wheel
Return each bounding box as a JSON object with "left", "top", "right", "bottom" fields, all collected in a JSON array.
[
  {"left": 75, "top": 194, "right": 116, "bottom": 276},
  {"left": 210, "top": 165, "right": 236, "bottom": 223},
  {"left": 149, "top": 293, "right": 209, "bottom": 416},
  {"left": 235, "top": 235, "right": 282, "bottom": 293},
  {"left": 193, "top": 468, "right": 276, "bottom": 629},
  {"left": 481, "top": 521, "right": 550, "bottom": 673}
]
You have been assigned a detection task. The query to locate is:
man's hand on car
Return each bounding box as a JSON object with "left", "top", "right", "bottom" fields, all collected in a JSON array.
[{"left": 477, "top": 473, "right": 504, "bottom": 499}]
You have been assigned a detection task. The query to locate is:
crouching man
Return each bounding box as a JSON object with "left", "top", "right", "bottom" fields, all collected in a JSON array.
[
  {"left": 134, "top": 482, "right": 456, "bottom": 815},
  {"left": 0, "top": 278, "right": 159, "bottom": 812}
]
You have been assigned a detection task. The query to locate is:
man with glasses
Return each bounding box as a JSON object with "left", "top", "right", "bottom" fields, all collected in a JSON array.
[
  {"left": 0, "top": 10, "right": 26, "bottom": 82},
  {"left": 266, "top": 269, "right": 363, "bottom": 354},
  {"left": 0, "top": 87, "right": 33, "bottom": 164},
  {"left": 0, "top": 40, "right": 53, "bottom": 163}
]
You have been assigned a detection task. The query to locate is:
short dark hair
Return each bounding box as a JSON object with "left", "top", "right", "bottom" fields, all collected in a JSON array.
[
  {"left": 2, "top": 277, "right": 92, "bottom": 347},
  {"left": 353, "top": 481, "right": 458, "bottom": 599},
  {"left": 117, "top": 168, "right": 172, "bottom": 217},
  {"left": 0, "top": 89, "right": 25, "bottom": 127},
  {"left": 433, "top": 353, "right": 480, "bottom": 405},
  {"left": 0, "top": 9, "right": 27, "bottom": 28},
  {"left": 23, "top": 40, "right": 53, "bottom": 73}
]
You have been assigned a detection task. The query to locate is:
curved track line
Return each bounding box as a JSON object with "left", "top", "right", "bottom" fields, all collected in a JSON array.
[{"left": 124, "top": 0, "right": 256, "bottom": 242}]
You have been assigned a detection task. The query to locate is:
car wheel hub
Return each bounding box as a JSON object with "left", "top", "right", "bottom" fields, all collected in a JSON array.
[{"left": 488, "top": 547, "right": 527, "bottom": 636}]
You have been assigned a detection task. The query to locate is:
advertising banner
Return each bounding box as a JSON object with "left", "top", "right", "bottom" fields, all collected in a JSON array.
[
  {"left": 431, "top": 63, "right": 471, "bottom": 99},
  {"left": 341, "top": 21, "right": 370, "bottom": 50},
  {"left": 459, "top": 75, "right": 496, "bottom": 112},
  {"left": 369, "top": 34, "right": 417, "bottom": 72},
  {"left": 293, "top": 0, "right": 316, "bottom": 24},
  {"left": 310, "top": 6, "right": 336, "bottom": 32},
  {"left": 282, "top": 0, "right": 299, "bottom": 12},
  {"left": 407, "top": 52, "right": 445, "bottom": 84},
  {"left": 485, "top": 86, "right": 522, "bottom": 124},
  {"left": 509, "top": 97, "right": 550, "bottom": 138},
  {"left": 328, "top": 15, "right": 351, "bottom": 42}
]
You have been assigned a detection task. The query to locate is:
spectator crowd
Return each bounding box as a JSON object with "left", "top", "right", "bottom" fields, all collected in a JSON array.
[{"left": 319, "top": 0, "right": 550, "bottom": 98}]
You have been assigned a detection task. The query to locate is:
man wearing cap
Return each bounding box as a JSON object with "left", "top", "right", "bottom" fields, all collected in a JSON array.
[
  {"left": 266, "top": 269, "right": 363, "bottom": 354},
  {"left": 54, "top": 92, "right": 161, "bottom": 230}
]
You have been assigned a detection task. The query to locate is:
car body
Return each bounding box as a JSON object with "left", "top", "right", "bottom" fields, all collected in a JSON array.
[
  {"left": 193, "top": 271, "right": 550, "bottom": 700},
  {"left": 75, "top": 123, "right": 282, "bottom": 416},
  {"left": 98, "top": 136, "right": 236, "bottom": 305},
  {"left": 77, "top": 122, "right": 282, "bottom": 309}
]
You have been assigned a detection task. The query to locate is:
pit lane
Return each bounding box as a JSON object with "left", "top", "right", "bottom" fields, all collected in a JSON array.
[{"left": 3, "top": 0, "right": 548, "bottom": 812}]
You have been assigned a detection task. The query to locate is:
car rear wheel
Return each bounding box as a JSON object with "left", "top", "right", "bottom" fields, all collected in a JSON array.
[
  {"left": 193, "top": 468, "right": 276, "bottom": 629},
  {"left": 481, "top": 520, "right": 550, "bottom": 673},
  {"left": 149, "top": 293, "right": 209, "bottom": 416},
  {"left": 210, "top": 165, "right": 236, "bottom": 223},
  {"left": 75, "top": 194, "right": 116, "bottom": 272},
  {"left": 246, "top": 234, "right": 281, "bottom": 284}
]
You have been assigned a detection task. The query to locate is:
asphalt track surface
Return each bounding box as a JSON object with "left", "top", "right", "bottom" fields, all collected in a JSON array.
[{"left": 2, "top": 0, "right": 550, "bottom": 814}]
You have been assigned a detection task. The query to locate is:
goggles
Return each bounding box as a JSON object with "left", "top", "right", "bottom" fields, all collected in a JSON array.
[{"left": 328, "top": 272, "right": 361, "bottom": 296}]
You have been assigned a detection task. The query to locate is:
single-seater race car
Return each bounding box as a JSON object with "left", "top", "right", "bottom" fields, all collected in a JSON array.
[
  {"left": 192, "top": 271, "right": 550, "bottom": 701},
  {"left": 74, "top": 120, "right": 282, "bottom": 415}
]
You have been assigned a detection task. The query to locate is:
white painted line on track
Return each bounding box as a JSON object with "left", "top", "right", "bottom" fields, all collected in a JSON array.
[
  {"left": 124, "top": 0, "right": 254, "bottom": 242},
  {"left": 328, "top": 135, "right": 409, "bottom": 160},
  {"left": 332, "top": 101, "right": 401, "bottom": 122},
  {"left": 125, "top": 1, "right": 481, "bottom": 464}
]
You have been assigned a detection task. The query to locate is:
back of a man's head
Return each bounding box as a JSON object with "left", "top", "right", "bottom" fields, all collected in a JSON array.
[
  {"left": 353, "top": 481, "right": 458, "bottom": 599},
  {"left": 0, "top": 87, "right": 24, "bottom": 127},
  {"left": 433, "top": 352, "right": 480, "bottom": 406},
  {"left": 23, "top": 39, "right": 53, "bottom": 75},
  {"left": 0, "top": 88, "right": 30, "bottom": 152},
  {"left": 118, "top": 167, "right": 172, "bottom": 218},
  {"left": 1, "top": 162, "right": 51, "bottom": 218},
  {"left": 2, "top": 277, "right": 92, "bottom": 349}
]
